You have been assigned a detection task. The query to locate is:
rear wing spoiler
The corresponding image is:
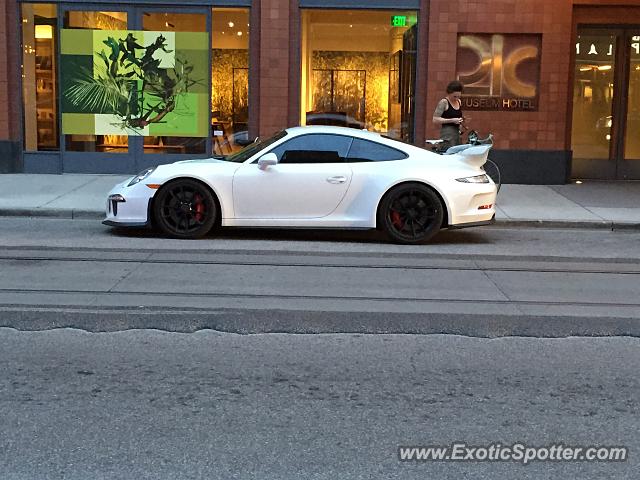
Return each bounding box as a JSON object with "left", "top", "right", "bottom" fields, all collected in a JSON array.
[{"left": 457, "top": 144, "right": 492, "bottom": 168}]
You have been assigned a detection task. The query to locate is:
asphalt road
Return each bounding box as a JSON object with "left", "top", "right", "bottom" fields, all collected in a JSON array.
[
  {"left": 1, "top": 330, "right": 638, "bottom": 479},
  {"left": 1, "top": 218, "right": 638, "bottom": 479}
]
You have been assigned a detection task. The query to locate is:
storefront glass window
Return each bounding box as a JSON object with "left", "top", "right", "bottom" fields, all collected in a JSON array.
[
  {"left": 300, "top": 10, "right": 417, "bottom": 142},
  {"left": 142, "top": 12, "right": 207, "bottom": 155},
  {"left": 63, "top": 11, "right": 129, "bottom": 153},
  {"left": 211, "top": 8, "right": 250, "bottom": 154},
  {"left": 571, "top": 33, "right": 616, "bottom": 161},
  {"left": 625, "top": 34, "right": 640, "bottom": 160},
  {"left": 21, "top": 4, "right": 58, "bottom": 151}
]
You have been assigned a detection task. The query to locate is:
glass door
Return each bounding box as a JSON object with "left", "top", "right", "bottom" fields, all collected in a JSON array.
[
  {"left": 620, "top": 32, "right": 640, "bottom": 178},
  {"left": 572, "top": 28, "right": 640, "bottom": 180},
  {"left": 59, "top": 6, "right": 135, "bottom": 173}
]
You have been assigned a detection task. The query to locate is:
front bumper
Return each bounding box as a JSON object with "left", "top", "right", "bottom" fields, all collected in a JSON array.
[{"left": 102, "top": 179, "right": 155, "bottom": 227}]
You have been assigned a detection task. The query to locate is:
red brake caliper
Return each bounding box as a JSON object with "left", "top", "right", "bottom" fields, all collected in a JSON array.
[
  {"left": 193, "top": 194, "right": 205, "bottom": 222},
  {"left": 391, "top": 210, "right": 404, "bottom": 229}
]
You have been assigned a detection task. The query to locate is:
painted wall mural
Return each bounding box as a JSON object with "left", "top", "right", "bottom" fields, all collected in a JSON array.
[{"left": 60, "top": 29, "right": 209, "bottom": 137}]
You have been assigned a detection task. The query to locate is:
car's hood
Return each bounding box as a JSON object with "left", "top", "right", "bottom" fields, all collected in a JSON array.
[{"left": 174, "top": 158, "right": 228, "bottom": 165}]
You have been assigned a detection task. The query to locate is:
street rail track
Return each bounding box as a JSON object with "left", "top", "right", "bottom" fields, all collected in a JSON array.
[
  {"left": 1, "top": 287, "right": 640, "bottom": 308},
  {"left": 1, "top": 246, "right": 640, "bottom": 275}
]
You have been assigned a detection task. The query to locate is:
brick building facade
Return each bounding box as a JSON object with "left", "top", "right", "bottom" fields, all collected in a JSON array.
[{"left": 1, "top": 0, "right": 639, "bottom": 182}]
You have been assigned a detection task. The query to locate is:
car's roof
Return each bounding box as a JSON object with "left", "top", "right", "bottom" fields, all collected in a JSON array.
[
  {"left": 285, "top": 125, "right": 422, "bottom": 154},
  {"left": 286, "top": 125, "right": 390, "bottom": 142}
]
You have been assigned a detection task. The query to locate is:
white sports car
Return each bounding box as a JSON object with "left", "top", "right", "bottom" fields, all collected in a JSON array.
[{"left": 103, "top": 126, "right": 497, "bottom": 244}]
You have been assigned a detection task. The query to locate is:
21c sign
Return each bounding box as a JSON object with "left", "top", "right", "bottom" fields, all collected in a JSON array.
[{"left": 456, "top": 34, "right": 542, "bottom": 111}]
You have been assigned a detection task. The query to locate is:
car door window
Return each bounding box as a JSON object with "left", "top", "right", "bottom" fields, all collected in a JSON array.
[
  {"left": 346, "top": 138, "right": 408, "bottom": 162},
  {"left": 268, "top": 134, "right": 353, "bottom": 163}
]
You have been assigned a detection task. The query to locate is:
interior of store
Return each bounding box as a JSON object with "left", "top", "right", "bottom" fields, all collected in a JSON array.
[{"left": 300, "top": 9, "right": 417, "bottom": 142}]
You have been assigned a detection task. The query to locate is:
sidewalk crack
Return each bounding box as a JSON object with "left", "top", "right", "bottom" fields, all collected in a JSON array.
[
  {"left": 583, "top": 206, "right": 609, "bottom": 222},
  {"left": 40, "top": 177, "right": 103, "bottom": 208}
]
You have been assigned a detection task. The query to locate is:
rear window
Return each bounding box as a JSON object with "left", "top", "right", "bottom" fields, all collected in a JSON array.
[{"left": 346, "top": 138, "right": 408, "bottom": 162}]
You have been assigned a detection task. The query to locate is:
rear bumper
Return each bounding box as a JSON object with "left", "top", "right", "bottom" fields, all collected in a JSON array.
[
  {"left": 448, "top": 214, "right": 495, "bottom": 229},
  {"left": 446, "top": 181, "right": 497, "bottom": 227}
]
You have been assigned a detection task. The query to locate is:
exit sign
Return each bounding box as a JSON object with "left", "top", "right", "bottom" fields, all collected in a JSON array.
[{"left": 391, "top": 15, "right": 407, "bottom": 27}]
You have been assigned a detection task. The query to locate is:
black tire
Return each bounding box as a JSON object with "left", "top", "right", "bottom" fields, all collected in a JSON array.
[
  {"left": 379, "top": 183, "right": 444, "bottom": 244},
  {"left": 153, "top": 179, "right": 217, "bottom": 239}
]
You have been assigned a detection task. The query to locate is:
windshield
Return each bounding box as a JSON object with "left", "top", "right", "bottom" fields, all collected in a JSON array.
[{"left": 225, "top": 130, "right": 288, "bottom": 163}]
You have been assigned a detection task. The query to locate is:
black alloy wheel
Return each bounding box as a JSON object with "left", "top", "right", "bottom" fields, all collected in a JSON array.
[
  {"left": 380, "top": 183, "right": 444, "bottom": 244},
  {"left": 153, "top": 179, "right": 217, "bottom": 239}
]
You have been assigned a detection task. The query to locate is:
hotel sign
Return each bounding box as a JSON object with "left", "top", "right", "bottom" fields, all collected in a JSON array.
[{"left": 456, "top": 34, "right": 541, "bottom": 111}]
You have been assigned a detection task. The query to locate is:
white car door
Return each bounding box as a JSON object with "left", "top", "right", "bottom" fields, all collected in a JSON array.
[{"left": 232, "top": 133, "right": 354, "bottom": 219}]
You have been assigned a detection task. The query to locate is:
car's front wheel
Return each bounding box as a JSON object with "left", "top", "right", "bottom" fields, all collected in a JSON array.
[
  {"left": 153, "top": 179, "right": 217, "bottom": 239},
  {"left": 379, "top": 183, "right": 444, "bottom": 244}
]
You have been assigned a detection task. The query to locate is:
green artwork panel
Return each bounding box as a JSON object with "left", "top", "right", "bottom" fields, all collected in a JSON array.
[
  {"left": 60, "top": 30, "right": 94, "bottom": 55},
  {"left": 147, "top": 93, "right": 208, "bottom": 137},
  {"left": 60, "top": 54, "right": 95, "bottom": 114},
  {"left": 178, "top": 49, "right": 209, "bottom": 95},
  {"left": 175, "top": 32, "right": 208, "bottom": 51},
  {"left": 62, "top": 113, "right": 96, "bottom": 135},
  {"left": 61, "top": 29, "right": 209, "bottom": 137}
]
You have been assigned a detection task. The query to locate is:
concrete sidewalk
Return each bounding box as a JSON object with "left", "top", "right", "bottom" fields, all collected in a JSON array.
[{"left": 0, "top": 173, "right": 639, "bottom": 229}]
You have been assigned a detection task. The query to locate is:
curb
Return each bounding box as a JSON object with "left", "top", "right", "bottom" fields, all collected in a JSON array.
[
  {"left": 0, "top": 208, "right": 104, "bottom": 220},
  {"left": 494, "top": 218, "right": 640, "bottom": 231},
  {"left": 1, "top": 209, "right": 640, "bottom": 231}
]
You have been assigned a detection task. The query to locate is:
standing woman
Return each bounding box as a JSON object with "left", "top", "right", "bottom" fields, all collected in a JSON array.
[{"left": 432, "top": 80, "right": 465, "bottom": 152}]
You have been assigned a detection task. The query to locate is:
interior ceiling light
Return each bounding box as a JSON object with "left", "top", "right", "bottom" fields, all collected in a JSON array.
[
  {"left": 228, "top": 21, "right": 234, "bottom": 28},
  {"left": 237, "top": 31, "right": 243, "bottom": 36},
  {"left": 597, "top": 65, "right": 612, "bottom": 71},
  {"left": 34, "top": 25, "right": 53, "bottom": 39}
]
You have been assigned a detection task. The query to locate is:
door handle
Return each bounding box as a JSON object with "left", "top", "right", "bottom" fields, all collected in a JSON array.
[{"left": 327, "top": 176, "right": 347, "bottom": 184}]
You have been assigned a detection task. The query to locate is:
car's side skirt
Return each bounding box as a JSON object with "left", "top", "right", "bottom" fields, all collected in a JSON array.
[{"left": 222, "top": 218, "right": 374, "bottom": 228}]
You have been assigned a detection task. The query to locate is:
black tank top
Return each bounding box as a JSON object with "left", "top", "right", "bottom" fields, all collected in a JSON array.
[{"left": 441, "top": 99, "right": 462, "bottom": 121}]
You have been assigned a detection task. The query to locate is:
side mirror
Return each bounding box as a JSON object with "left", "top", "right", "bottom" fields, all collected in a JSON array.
[{"left": 257, "top": 152, "right": 278, "bottom": 170}]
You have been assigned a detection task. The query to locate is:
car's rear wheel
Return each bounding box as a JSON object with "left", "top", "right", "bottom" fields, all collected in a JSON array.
[
  {"left": 379, "top": 183, "right": 444, "bottom": 244},
  {"left": 153, "top": 179, "right": 217, "bottom": 239}
]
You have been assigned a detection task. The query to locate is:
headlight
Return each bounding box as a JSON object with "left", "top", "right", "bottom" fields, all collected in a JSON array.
[
  {"left": 456, "top": 174, "right": 490, "bottom": 184},
  {"left": 127, "top": 167, "right": 157, "bottom": 187}
]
